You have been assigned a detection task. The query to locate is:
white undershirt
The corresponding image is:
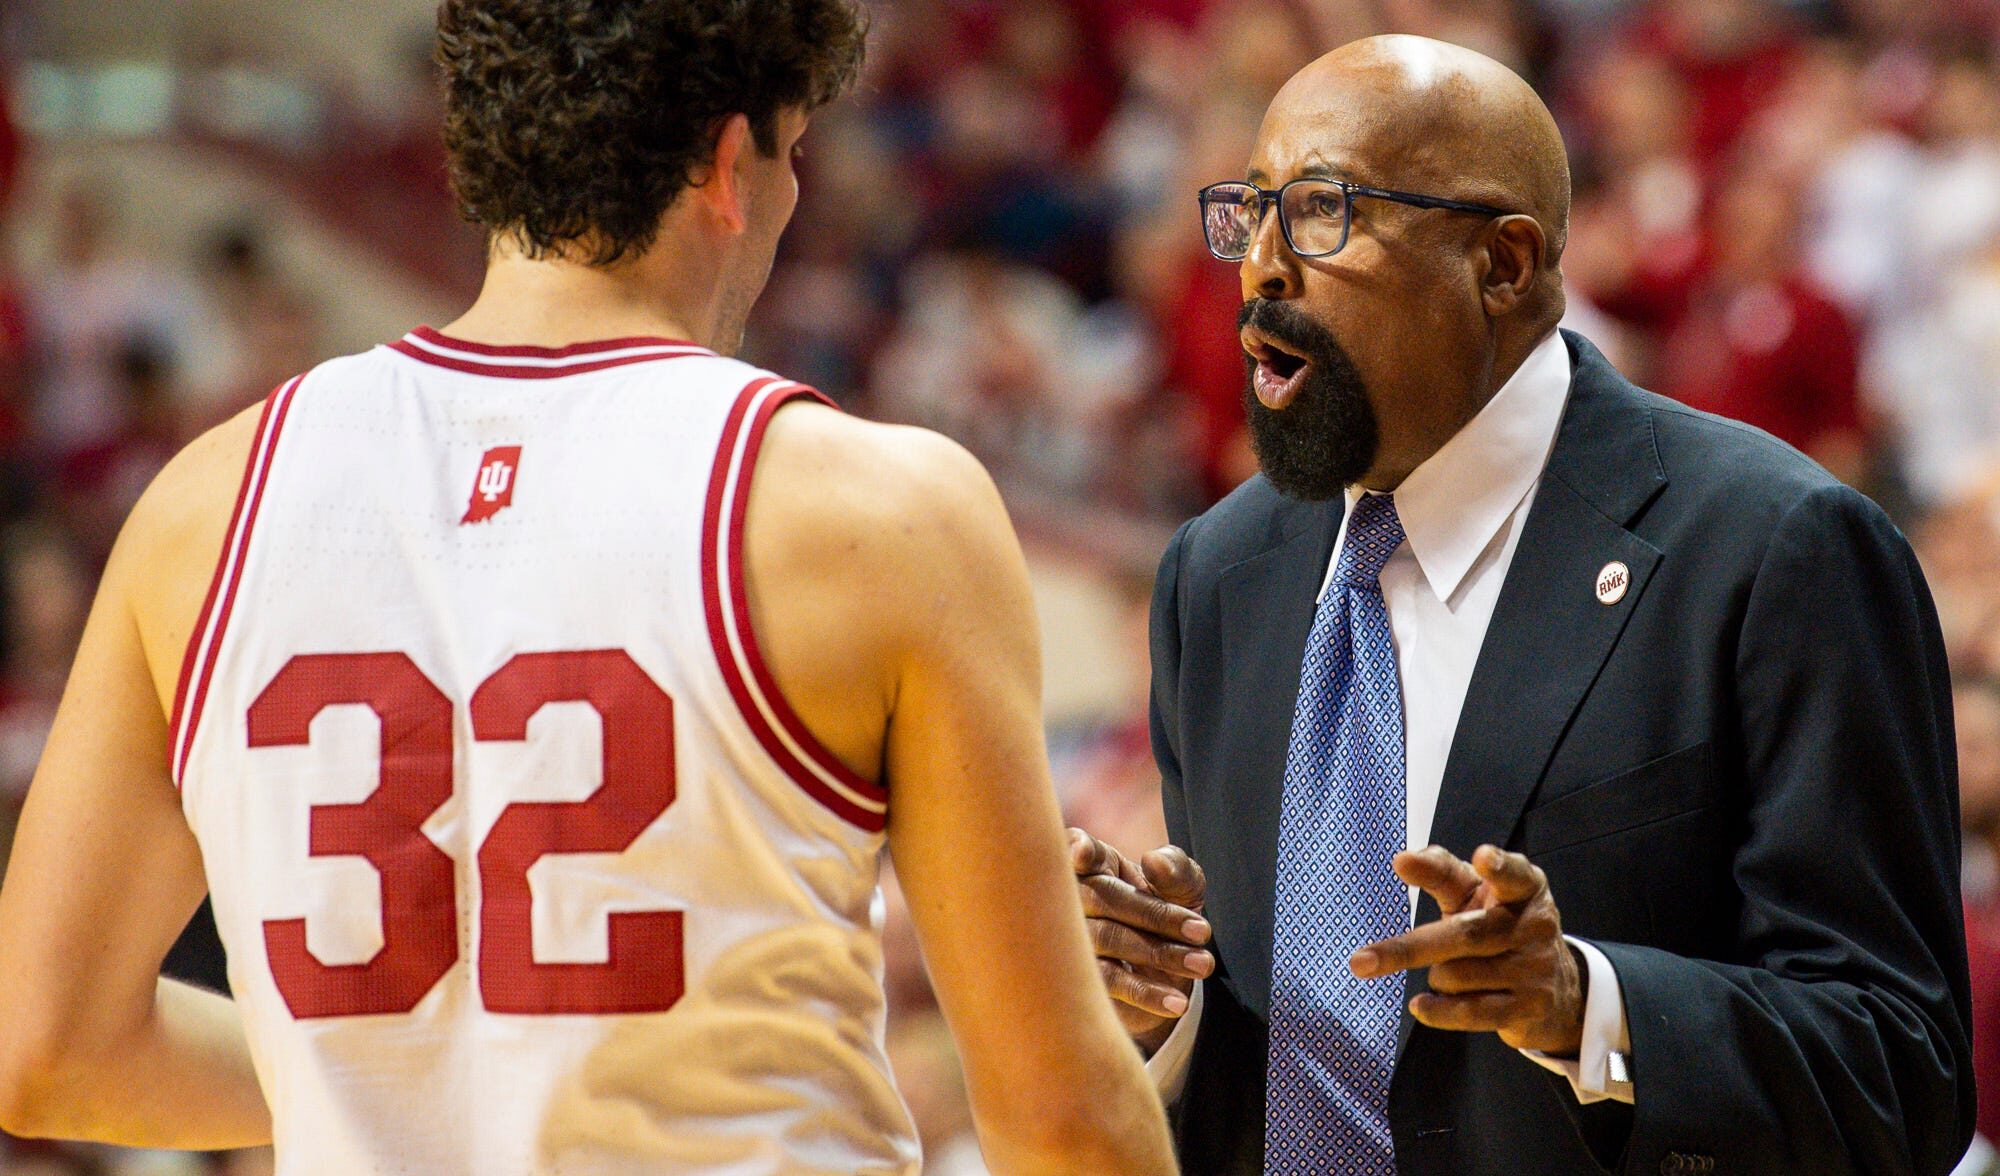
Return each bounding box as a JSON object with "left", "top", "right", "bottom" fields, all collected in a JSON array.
[{"left": 1147, "top": 328, "right": 1635, "bottom": 1106}]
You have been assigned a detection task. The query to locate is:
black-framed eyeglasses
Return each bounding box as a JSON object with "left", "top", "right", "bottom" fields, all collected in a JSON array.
[{"left": 1197, "top": 178, "right": 1512, "bottom": 261}]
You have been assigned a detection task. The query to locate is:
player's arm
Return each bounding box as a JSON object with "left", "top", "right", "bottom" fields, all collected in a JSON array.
[
  {"left": 0, "top": 417, "right": 270, "bottom": 1149},
  {"left": 855, "top": 430, "right": 1175, "bottom": 1174}
]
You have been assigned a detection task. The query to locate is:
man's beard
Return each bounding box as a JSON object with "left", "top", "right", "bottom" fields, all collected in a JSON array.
[{"left": 1239, "top": 299, "right": 1379, "bottom": 501}]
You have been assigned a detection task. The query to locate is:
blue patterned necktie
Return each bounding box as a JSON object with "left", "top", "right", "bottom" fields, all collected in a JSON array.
[{"left": 1266, "top": 492, "right": 1409, "bottom": 1175}]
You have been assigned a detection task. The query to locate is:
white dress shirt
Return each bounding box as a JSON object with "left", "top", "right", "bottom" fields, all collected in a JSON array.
[{"left": 1146, "top": 328, "right": 1636, "bottom": 1107}]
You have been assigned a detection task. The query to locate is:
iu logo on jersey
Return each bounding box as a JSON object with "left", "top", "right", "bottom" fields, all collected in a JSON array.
[{"left": 462, "top": 446, "right": 522, "bottom": 525}]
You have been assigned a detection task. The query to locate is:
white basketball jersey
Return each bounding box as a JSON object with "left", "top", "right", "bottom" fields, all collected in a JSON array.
[{"left": 170, "top": 328, "right": 919, "bottom": 1175}]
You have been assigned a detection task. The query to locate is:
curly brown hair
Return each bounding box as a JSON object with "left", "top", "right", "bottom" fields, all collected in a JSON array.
[{"left": 436, "top": 0, "right": 867, "bottom": 265}]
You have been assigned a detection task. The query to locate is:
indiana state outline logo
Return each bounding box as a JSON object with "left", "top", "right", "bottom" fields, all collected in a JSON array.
[{"left": 462, "top": 445, "right": 523, "bottom": 525}]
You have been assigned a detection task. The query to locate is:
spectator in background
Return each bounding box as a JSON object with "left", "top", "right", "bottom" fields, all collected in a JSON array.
[
  {"left": 0, "top": 256, "right": 32, "bottom": 515},
  {"left": 1370, "top": 0, "right": 1532, "bottom": 69},
  {"left": 1654, "top": 160, "right": 1869, "bottom": 483},
  {"left": 916, "top": 18, "right": 1106, "bottom": 293},
  {"left": 1565, "top": 49, "right": 1711, "bottom": 348},
  {"left": 178, "top": 223, "right": 277, "bottom": 419},
  {"left": 0, "top": 59, "right": 26, "bottom": 504},
  {"left": 1621, "top": 0, "right": 1802, "bottom": 167},
  {"left": 0, "top": 59, "right": 20, "bottom": 212},
  {"left": 1900, "top": 44, "right": 2000, "bottom": 306},
  {"left": 1756, "top": 38, "right": 1923, "bottom": 328},
  {"left": 25, "top": 186, "right": 200, "bottom": 462},
  {"left": 54, "top": 338, "right": 179, "bottom": 568},
  {"left": 750, "top": 107, "right": 905, "bottom": 400},
  {"left": 190, "top": 225, "right": 320, "bottom": 432},
  {"left": 1109, "top": 3, "right": 1314, "bottom": 502},
  {"left": 1, "top": 1144, "right": 99, "bottom": 1175},
  {"left": 181, "top": 222, "right": 320, "bottom": 432},
  {"left": 1960, "top": 675, "right": 2000, "bottom": 1148},
  {"left": 0, "top": 57, "right": 18, "bottom": 211},
  {"left": 870, "top": 236, "right": 1154, "bottom": 498},
  {"left": 1094, "top": 17, "right": 1202, "bottom": 216},
  {"left": 1870, "top": 228, "right": 2000, "bottom": 512},
  {"left": 0, "top": 521, "right": 89, "bottom": 873},
  {"left": 1128, "top": 98, "right": 1270, "bottom": 502},
  {"left": 316, "top": 31, "right": 480, "bottom": 295},
  {"left": 984, "top": 0, "right": 1116, "bottom": 162},
  {"left": 1052, "top": 571, "right": 1169, "bottom": 858},
  {"left": 1197, "top": 0, "right": 1324, "bottom": 108},
  {"left": 1864, "top": 44, "right": 2000, "bottom": 509}
]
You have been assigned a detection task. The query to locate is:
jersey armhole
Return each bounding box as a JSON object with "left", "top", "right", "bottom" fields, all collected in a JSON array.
[
  {"left": 701, "top": 376, "right": 890, "bottom": 833},
  {"left": 168, "top": 374, "right": 307, "bottom": 788}
]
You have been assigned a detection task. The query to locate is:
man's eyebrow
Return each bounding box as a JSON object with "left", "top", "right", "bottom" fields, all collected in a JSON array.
[
  {"left": 1299, "top": 159, "right": 1355, "bottom": 182},
  {"left": 1246, "top": 160, "right": 1359, "bottom": 186}
]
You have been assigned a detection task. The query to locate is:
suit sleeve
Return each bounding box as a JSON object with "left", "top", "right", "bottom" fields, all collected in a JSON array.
[
  {"left": 1153, "top": 517, "right": 1195, "bottom": 854},
  {"left": 1596, "top": 483, "right": 1974, "bottom": 1174}
]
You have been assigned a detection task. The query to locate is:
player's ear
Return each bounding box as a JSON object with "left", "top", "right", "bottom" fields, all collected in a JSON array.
[{"left": 692, "top": 113, "right": 754, "bottom": 237}]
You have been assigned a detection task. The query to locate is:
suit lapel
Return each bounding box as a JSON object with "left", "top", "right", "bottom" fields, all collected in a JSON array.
[
  {"left": 1397, "top": 332, "right": 1669, "bottom": 1057},
  {"left": 1427, "top": 333, "right": 1669, "bottom": 860},
  {"left": 1212, "top": 496, "right": 1342, "bottom": 1018},
  {"left": 1423, "top": 479, "right": 1661, "bottom": 859}
]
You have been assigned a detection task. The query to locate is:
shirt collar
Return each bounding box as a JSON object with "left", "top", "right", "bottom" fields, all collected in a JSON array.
[{"left": 1349, "top": 328, "right": 1570, "bottom": 604}]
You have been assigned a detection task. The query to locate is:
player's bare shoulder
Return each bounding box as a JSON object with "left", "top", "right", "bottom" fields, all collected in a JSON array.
[
  {"left": 115, "top": 402, "right": 268, "bottom": 715},
  {"left": 748, "top": 402, "right": 1019, "bottom": 617},
  {"left": 739, "top": 401, "right": 1030, "bottom": 781}
]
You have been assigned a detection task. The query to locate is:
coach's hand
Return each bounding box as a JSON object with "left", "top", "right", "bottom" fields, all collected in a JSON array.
[
  {"left": 1350, "top": 844, "right": 1586, "bottom": 1056},
  {"left": 1067, "top": 829, "right": 1214, "bottom": 1055}
]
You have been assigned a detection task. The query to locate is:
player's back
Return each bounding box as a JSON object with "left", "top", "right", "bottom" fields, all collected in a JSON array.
[{"left": 171, "top": 329, "right": 918, "bottom": 1175}]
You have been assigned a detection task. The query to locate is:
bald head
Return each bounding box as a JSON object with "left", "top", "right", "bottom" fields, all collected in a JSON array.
[
  {"left": 1228, "top": 35, "right": 1576, "bottom": 494},
  {"left": 1269, "top": 35, "right": 1570, "bottom": 270}
]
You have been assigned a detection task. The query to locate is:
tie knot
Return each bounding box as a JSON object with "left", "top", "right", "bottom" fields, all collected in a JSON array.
[{"left": 1335, "top": 494, "right": 1405, "bottom": 588}]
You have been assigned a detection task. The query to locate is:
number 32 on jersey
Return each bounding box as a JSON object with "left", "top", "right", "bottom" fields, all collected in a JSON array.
[{"left": 247, "top": 649, "right": 683, "bottom": 1020}]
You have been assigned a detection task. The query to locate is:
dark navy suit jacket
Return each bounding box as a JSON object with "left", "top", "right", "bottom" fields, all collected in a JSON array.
[{"left": 1150, "top": 331, "right": 1974, "bottom": 1174}]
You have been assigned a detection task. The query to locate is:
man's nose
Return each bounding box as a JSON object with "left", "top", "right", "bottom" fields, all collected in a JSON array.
[{"left": 1241, "top": 202, "right": 1302, "bottom": 302}]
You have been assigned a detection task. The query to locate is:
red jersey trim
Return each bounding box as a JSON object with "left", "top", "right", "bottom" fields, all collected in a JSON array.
[
  {"left": 409, "top": 325, "right": 704, "bottom": 356},
  {"left": 169, "top": 374, "right": 306, "bottom": 787},
  {"left": 387, "top": 327, "right": 713, "bottom": 380},
  {"left": 702, "top": 376, "right": 889, "bottom": 833}
]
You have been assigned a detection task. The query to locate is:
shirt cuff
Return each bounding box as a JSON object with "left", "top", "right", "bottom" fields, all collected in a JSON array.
[
  {"left": 1520, "top": 936, "right": 1634, "bottom": 1105},
  {"left": 1144, "top": 978, "right": 1203, "bottom": 1103}
]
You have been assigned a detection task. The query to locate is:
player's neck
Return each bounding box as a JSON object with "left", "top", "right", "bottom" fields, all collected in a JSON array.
[{"left": 441, "top": 240, "right": 714, "bottom": 351}]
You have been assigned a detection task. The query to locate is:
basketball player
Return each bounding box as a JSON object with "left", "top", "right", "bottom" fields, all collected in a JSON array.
[{"left": 0, "top": 2, "right": 1177, "bottom": 1172}]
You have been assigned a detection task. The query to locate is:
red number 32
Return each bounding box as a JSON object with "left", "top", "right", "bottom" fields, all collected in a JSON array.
[{"left": 246, "top": 649, "right": 684, "bottom": 1020}]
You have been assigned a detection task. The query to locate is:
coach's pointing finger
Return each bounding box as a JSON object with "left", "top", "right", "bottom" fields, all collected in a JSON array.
[
  {"left": 1391, "top": 844, "right": 1483, "bottom": 915},
  {"left": 1470, "top": 844, "right": 1546, "bottom": 905}
]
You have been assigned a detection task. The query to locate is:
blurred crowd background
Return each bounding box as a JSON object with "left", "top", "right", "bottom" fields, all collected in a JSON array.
[{"left": 8, "top": 0, "right": 2000, "bottom": 1171}]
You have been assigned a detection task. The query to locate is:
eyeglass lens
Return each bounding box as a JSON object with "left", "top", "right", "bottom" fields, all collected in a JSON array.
[{"left": 1201, "top": 182, "right": 1349, "bottom": 259}]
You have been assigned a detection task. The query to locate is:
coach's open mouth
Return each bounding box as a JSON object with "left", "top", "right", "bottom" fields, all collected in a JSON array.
[{"left": 1243, "top": 326, "right": 1312, "bottom": 410}]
